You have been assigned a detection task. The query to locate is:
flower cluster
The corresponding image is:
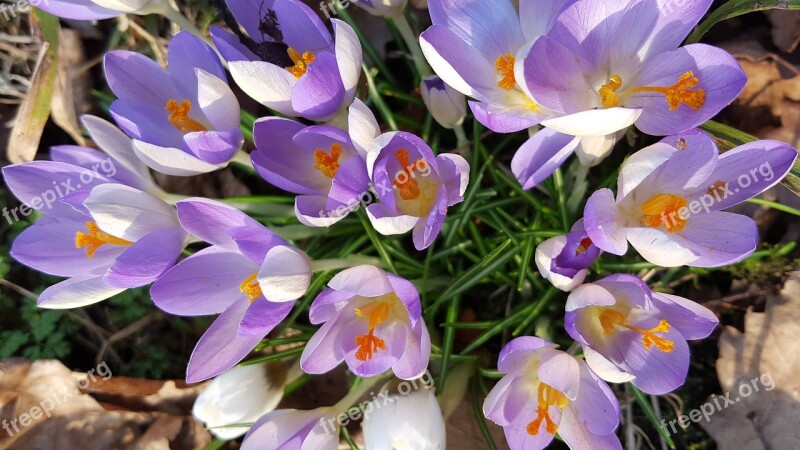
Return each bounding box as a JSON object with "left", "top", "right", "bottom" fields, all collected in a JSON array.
[{"left": 6, "top": 0, "right": 800, "bottom": 449}]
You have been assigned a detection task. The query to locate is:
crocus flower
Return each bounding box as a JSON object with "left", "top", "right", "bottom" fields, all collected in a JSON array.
[
  {"left": 251, "top": 99, "right": 375, "bottom": 227},
  {"left": 420, "top": 75, "right": 467, "bottom": 130},
  {"left": 36, "top": 0, "right": 167, "bottom": 20},
  {"left": 584, "top": 130, "right": 799, "bottom": 267},
  {"left": 104, "top": 31, "right": 244, "bottom": 176},
  {"left": 301, "top": 265, "right": 431, "bottom": 379},
  {"left": 241, "top": 407, "right": 339, "bottom": 450},
  {"left": 211, "top": 0, "right": 362, "bottom": 121},
  {"left": 2, "top": 172, "right": 186, "bottom": 308},
  {"left": 483, "top": 337, "right": 621, "bottom": 450},
  {"left": 193, "top": 362, "right": 289, "bottom": 439},
  {"left": 420, "top": 0, "right": 572, "bottom": 133},
  {"left": 362, "top": 386, "right": 446, "bottom": 450},
  {"left": 351, "top": 0, "right": 408, "bottom": 17},
  {"left": 535, "top": 219, "right": 600, "bottom": 292},
  {"left": 565, "top": 274, "right": 718, "bottom": 394},
  {"left": 365, "top": 132, "right": 469, "bottom": 250},
  {"left": 150, "top": 198, "right": 312, "bottom": 382}
]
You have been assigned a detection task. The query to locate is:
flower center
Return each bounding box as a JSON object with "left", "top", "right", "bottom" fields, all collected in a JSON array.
[
  {"left": 641, "top": 193, "right": 689, "bottom": 233},
  {"left": 239, "top": 272, "right": 262, "bottom": 303},
  {"left": 495, "top": 53, "right": 516, "bottom": 91},
  {"left": 600, "top": 71, "right": 706, "bottom": 111},
  {"left": 75, "top": 221, "right": 132, "bottom": 259},
  {"left": 576, "top": 237, "right": 593, "bottom": 255},
  {"left": 165, "top": 99, "right": 207, "bottom": 134},
  {"left": 354, "top": 301, "right": 391, "bottom": 362},
  {"left": 313, "top": 143, "right": 343, "bottom": 178},
  {"left": 393, "top": 149, "right": 426, "bottom": 201},
  {"left": 286, "top": 47, "right": 316, "bottom": 79},
  {"left": 599, "top": 308, "right": 675, "bottom": 353},
  {"left": 527, "top": 382, "right": 568, "bottom": 436}
]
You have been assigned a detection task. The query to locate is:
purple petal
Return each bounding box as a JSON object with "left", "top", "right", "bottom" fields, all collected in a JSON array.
[
  {"left": 252, "top": 117, "right": 323, "bottom": 195},
  {"left": 469, "top": 101, "right": 542, "bottom": 134},
  {"left": 308, "top": 288, "right": 353, "bottom": 325},
  {"left": 412, "top": 189, "right": 448, "bottom": 250},
  {"left": 300, "top": 310, "right": 346, "bottom": 374},
  {"left": 497, "top": 336, "right": 557, "bottom": 374},
  {"left": 392, "top": 321, "right": 431, "bottom": 380},
  {"left": 110, "top": 99, "right": 183, "bottom": 149},
  {"left": 290, "top": 52, "right": 345, "bottom": 121},
  {"left": 651, "top": 293, "right": 718, "bottom": 340},
  {"left": 537, "top": 351, "right": 581, "bottom": 400},
  {"left": 673, "top": 211, "right": 758, "bottom": 267},
  {"left": 167, "top": 31, "right": 226, "bottom": 99},
  {"left": 387, "top": 274, "right": 422, "bottom": 324},
  {"left": 523, "top": 36, "right": 595, "bottom": 114},
  {"left": 436, "top": 154, "right": 470, "bottom": 206},
  {"left": 210, "top": 26, "right": 259, "bottom": 62},
  {"left": 49, "top": 145, "right": 149, "bottom": 192},
  {"left": 584, "top": 188, "right": 627, "bottom": 255},
  {"left": 326, "top": 265, "right": 394, "bottom": 297},
  {"left": 237, "top": 298, "right": 294, "bottom": 336},
  {"left": 104, "top": 227, "right": 185, "bottom": 288},
  {"left": 104, "top": 51, "right": 177, "bottom": 105},
  {"left": 36, "top": 0, "right": 120, "bottom": 20},
  {"left": 183, "top": 129, "right": 243, "bottom": 165},
  {"left": 37, "top": 276, "right": 124, "bottom": 310},
  {"left": 512, "top": 128, "right": 580, "bottom": 189}
]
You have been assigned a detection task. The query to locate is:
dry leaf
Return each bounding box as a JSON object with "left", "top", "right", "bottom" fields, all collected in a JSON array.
[
  {"left": 765, "top": 10, "right": 800, "bottom": 53},
  {"left": 49, "top": 28, "right": 87, "bottom": 147},
  {"left": 702, "top": 272, "right": 800, "bottom": 450}
]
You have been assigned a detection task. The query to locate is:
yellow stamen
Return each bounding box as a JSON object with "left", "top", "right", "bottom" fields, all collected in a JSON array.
[
  {"left": 165, "top": 99, "right": 207, "bottom": 134},
  {"left": 239, "top": 272, "right": 262, "bottom": 303},
  {"left": 286, "top": 47, "right": 316, "bottom": 79},
  {"left": 313, "top": 143, "right": 342, "bottom": 178},
  {"left": 354, "top": 301, "right": 391, "bottom": 361},
  {"left": 75, "top": 222, "right": 132, "bottom": 259},
  {"left": 630, "top": 71, "right": 706, "bottom": 111},
  {"left": 599, "top": 308, "right": 675, "bottom": 353},
  {"left": 641, "top": 193, "right": 689, "bottom": 233},
  {"left": 527, "top": 383, "right": 568, "bottom": 436},
  {"left": 393, "top": 149, "right": 424, "bottom": 201},
  {"left": 599, "top": 74, "right": 623, "bottom": 108},
  {"left": 495, "top": 53, "right": 516, "bottom": 91}
]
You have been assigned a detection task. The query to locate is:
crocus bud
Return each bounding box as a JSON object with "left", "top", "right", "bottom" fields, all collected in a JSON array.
[
  {"left": 362, "top": 384, "right": 446, "bottom": 449},
  {"left": 192, "top": 362, "right": 287, "bottom": 439},
  {"left": 353, "top": 0, "right": 408, "bottom": 18},
  {"left": 38, "top": 0, "right": 167, "bottom": 20},
  {"left": 420, "top": 75, "right": 467, "bottom": 129},
  {"left": 242, "top": 407, "right": 339, "bottom": 450},
  {"left": 535, "top": 219, "right": 600, "bottom": 292}
]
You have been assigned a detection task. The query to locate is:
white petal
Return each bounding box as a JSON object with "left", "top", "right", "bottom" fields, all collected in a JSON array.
[
  {"left": 535, "top": 236, "right": 586, "bottom": 292},
  {"left": 132, "top": 140, "right": 223, "bottom": 176},
  {"left": 575, "top": 131, "right": 623, "bottom": 167},
  {"left": 626, "top": 227, "right": 699, "bottom": 267},
  {"left": 258, "top": 245, "right": 312, "bottom": 302},
  {"left": 542, "top": 108, "right": 643, "bottom": 137},
  {"left": 84, "top": 184, "right": 179, "bottom": 241},
  {"left": 366, "top": 132, "right": 398, "bottom": 179},
  {"left": 81, "top": 114, "right": 149, "bottom": 176},
  {"left": 618, "top": 142, "right": 676, "bottom": 198},
  {"left": 228, "top": 61, "right": 297, "bottom": 116},
  {"left": 366, "top": 204, "right": 419, "bottom": 235},
  {"left": 333, "top": 19, "right": 362, "bottom": 100},
  {"left": 348, "top": 98, "right": 381, "bottom": 158},
  {"left": 583, "top": 347, "right": 635, "bottom": 383},
  {"left": 362, "top": 388, "right": 446, "bottom": 450},
  {"left": 196, "top": 69, "right": 240, "bottom": 131},
  {"left": 38, "top": 276, "right": 124, "bottom": 309}
]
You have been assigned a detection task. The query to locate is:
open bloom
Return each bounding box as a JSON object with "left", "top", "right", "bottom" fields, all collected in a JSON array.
[
  {"left": 366, "top": 132, "right": 469, "bottom": 250},
  {"left": 535, "top": 219, "right": 601, "bottom": 292},
  {"left": 211, "top": 0, "right": 361, "bottom": 121},
  {"left": 151, "top": 199, "right": 312, "bottom": 382},
  {"left": 420, "top": 75, "right": 467, "bottom": 130},
  {"left": 362, "top": 386, "right": 446, "bottom": 450},
  {"left": 301, "top": 265, "right": 431, "bottom": 379},
  {"left": 420, "top": 0, "right": 571, "bottom": 133},
  {"left": 251, "top": 99, "right": 375, "bottom": 227},
  {"left": 104, "top": 31, "right": 243, "bottom": 176},
  {"left": 193, "top": 362, "right": 289, "bottom": 439},
  {"left": 565, "top": 274, "right": 718, "bottom": 394},
  {"left": 584, "top": 130, "right": 799, "bottom": 267},
  {"left": 241, "top": 407, "right": 338, "bottom": 450},
  {"left": 483, "top": 337, "right": 621, "bottom": 450},
  {"left": 3, "top": 171, "right": 186, "bottom": 308},
  {"left": 36, "top": 0, "right": 166, "bottom": 20}
]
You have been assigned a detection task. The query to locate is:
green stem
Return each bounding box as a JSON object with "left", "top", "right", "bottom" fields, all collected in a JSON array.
[
  {"left": 160, "top": 6, "right": 206, "bottom": 42},
  {"left": 454, "top": 124, "right": 469, "bottom": 149},
  {"left": 391, "top": 14, "right": 432, "bottom": 78}
]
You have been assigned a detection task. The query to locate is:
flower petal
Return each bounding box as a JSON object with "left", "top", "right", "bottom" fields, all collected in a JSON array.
[{"left": 38, "top": 276, "right": 124, "bottom": 309}]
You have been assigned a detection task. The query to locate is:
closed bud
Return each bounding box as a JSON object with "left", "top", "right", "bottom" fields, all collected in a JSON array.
[{"left": 420, "top": 75, "right": 466, "bottom": 129}]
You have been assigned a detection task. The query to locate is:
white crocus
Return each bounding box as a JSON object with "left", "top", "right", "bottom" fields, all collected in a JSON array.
[
  {"left": 362, "top": 387, "right": 446, "bottom": 450},
  {"left": 420, "top": 75, "right": 466, "bottom": 129}
]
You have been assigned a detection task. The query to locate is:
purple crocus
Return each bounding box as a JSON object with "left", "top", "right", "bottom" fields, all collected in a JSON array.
[
  {"left": 251, "top": 99, "right": 374, "bottom": 227},
  {"left": 535, "top": 219, "right": 601, "bottom": 292},
  {"left": 300, "top": 265, "right": 431, "bottom": 380},
  {"left": 211, "top": 0, "right": 362, "bottom": 121},
  {"left": 3, "top": 167, "right": 186, "bottom": 308},
  {"left": 241, "top": 408, "right": 338, "bottom": 450},
  {"left": 36, "top": 0, "right": 166, "bottom": 20},
  {"left": 104, "top": 31, "right": 244, "bottom": 176},
  {"left": 366, "top": 132, "right": 469, "bottom": 250},
  {"left": 565, "top": 274, "right": 718, "bottom": 394},
  {"left": 150, "top": 198, "right": 312, "bottom": 383},
  {"left": 512, "top": 0, "right": 748, "bottom": 185},
  {"left": 584, "top": 130, "right": 799, "bottom": 267},
  {"left": 420, "top": 0, "right": 571, "bottom": 133},
  {"left": 483, "top": 337, "right": 621, "bottom": 450},
  {"left": 420, "top": 75, "right": 467, "bottom": 130}
]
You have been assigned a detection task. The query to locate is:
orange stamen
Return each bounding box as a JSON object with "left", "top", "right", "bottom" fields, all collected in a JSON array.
[
  {"left": 576, "top": 237, "right": 593, "bottom": 255},
  {"left": 286, "top": 47, "right": 316, "bottom": 79},
  {"left": 239, "top": 272, "right": 262, "bottom": 303},
  {"left": 630, "top": 71, "right": 706, "bottom": 111},
  {"left": 75, "top": 222, "right": 132, "bottom": 259},
  {"left": 495, "top": 53, "right": 516, "bottom": 91},
  {"left": 527, "top": 383, "right": 568, "bottom": 436},
  {"left": 354, "top": 301, "right": 390, "bottom": 361},
  {"left": 599, "top": 308, "right": 675, "bottom": 353},
  {"left": 599, "top": 74, "right": 623, "bottom": 108},
  {"left": 393, "top": 149, "right": 425, "bottom": 200},
  {"left": 313, "top": 143, "right": 342, "bottom": 178},
  {"left": 641, "top": 193, "right": 689, "bottom": 233},
  {"left": 165, "top": 99, "right": 207, "bottom": 133}
]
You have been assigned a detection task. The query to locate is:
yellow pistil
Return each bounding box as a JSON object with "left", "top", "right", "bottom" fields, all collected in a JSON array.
[
  {"left": 165, "top": 99, "right": 207, "bottom": 134},
  {"left": 354, "top": 301, "right": 391, "bottom": 362},
  {"left": 393, "top": 149, "right": 425, "bottom": 201},
  {"left": 641, "top": 193, "right": 689, "bottom": 233},
  {"left": 599, "top": 308, "right": 675, "bottom": 353},
  {"left": 495, "top": 53, "right": 516, "bottom": 91},
  {"left": 527, "top": 383, "right": 568, "bottom": 436},
  {"left": 286, "top": 47, "right": 316, "bottom": 79},
  {"left": 313, "top": 143, "right": 343, "bottom": 178},
  {"left": 599, "top": 74, "right": 623, "bottom": 108},
  {"left": 630, "top": 71, "right": 706, "bottom": 111},
  {"left": 239, "top": 273, "right": 262, "bottom": 303},
  {"left": 75, "top": 222, "right": 132, "bottom": 259}
]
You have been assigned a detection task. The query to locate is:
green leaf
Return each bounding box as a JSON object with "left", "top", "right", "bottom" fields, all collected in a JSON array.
[
  {"left": 687, "top": 0, "right": 800, "bottom": 44},
  {"left": 0, "top": 331, "right": 29, "bottom": 358}
]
